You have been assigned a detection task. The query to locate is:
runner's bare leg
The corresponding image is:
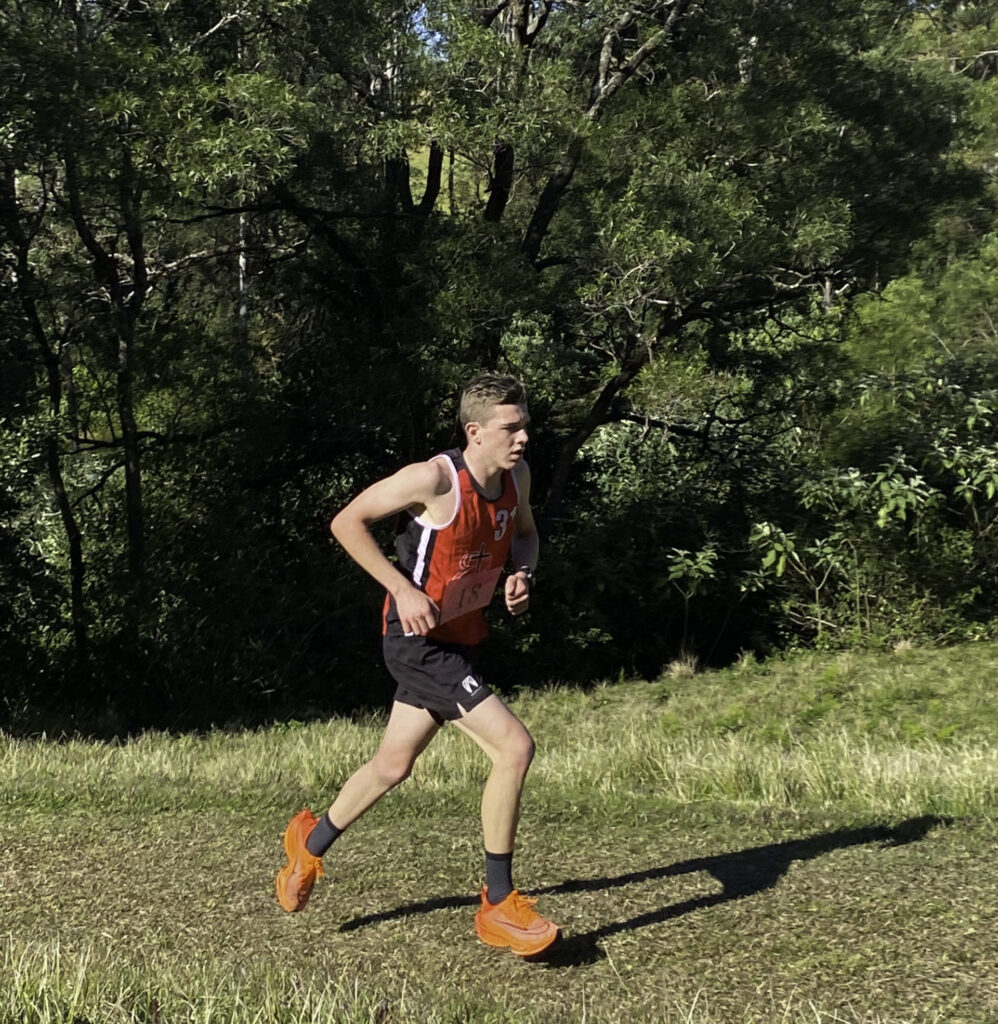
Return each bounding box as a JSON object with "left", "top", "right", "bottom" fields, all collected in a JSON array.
[
  {"left": 323, "top": 701, "right": 440, "bottom": 829},
  {"left": 454, "top": 695, "right": 535, "bottom": 853}
]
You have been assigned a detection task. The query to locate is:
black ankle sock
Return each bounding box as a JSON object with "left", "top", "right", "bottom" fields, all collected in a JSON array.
[
  {"left": 485, "top": 850, "right": 514, "bottom": 905},
  {"left": 305, "top": 813, "right": 343, "bottom": 857}
]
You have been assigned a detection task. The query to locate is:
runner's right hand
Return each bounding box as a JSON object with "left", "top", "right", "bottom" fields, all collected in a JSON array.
[{"left": 396, "top": 584, "right": 440, "bottom": 636}]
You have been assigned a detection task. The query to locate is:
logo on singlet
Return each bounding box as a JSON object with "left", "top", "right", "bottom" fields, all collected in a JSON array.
[
  {"left": 459, "top": 544, "right": 492, "bottom": 573},
  {"left": 461, "top": 675, "right": 480, "bottom": 694}
]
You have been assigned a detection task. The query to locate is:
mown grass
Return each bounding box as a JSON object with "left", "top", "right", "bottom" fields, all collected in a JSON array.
[{"left": 1, "top": 642, "right": 996, "bottom": 1023}]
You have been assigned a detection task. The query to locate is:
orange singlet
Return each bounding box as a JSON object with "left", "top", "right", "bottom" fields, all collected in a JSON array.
[{"left": 382, "top": 448, "right": 520, "bottom": 646}]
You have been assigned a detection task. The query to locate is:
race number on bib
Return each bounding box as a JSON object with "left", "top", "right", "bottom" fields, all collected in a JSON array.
[{"left": 439, "top": 567, "right": 504, "bottom": 624}]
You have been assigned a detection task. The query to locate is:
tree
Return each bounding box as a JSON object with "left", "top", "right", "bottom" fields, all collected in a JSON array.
[
  {"left": 2, "top": 0, "right": 319, "bottom": 721},
  {"left": 1, "top": 0, "right": 991, "bottom": 727}
]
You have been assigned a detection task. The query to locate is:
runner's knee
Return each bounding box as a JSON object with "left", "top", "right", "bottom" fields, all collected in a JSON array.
[
  {"left": 520, "top": 733, "right": 536, "bottom": 770},
  {"left": 498, "top": 729, "right": 534, "bottom": 774},
  {"left": 370, "top": 752, "right": 414, "bottom": 789}
]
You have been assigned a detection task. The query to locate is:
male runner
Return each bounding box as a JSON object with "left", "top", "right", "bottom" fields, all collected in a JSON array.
[{"left": 275, "top": 373, "right": 559, "bottom": 957}]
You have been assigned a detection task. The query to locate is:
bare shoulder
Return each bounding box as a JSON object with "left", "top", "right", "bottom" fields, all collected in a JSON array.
[
  {"left": 337, "top": 457, "right": 454, "bottom": 526},
  {"left": 408, "top": 456, "right": 456, "bottom": 525},
  {"left": 391, "top": 457, "right": 453, "bottom": 502},
  {"left": 424, "top": 455, "right": 456, "bottom": 495}
]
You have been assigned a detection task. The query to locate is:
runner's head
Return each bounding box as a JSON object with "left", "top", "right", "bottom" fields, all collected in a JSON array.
[
  {"left": 460, "top": 374, "right": 530, "bottom": 469},
  {"left": 459, "top": 374, "right": 527, "bottom": 435}
]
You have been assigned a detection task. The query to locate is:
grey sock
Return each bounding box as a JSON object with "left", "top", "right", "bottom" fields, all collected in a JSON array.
[
  {"left": 305, "top": 813, "right": 343, "bottom": 857},
  {"left": 485, "top": 850, "right": 513, "bottom": 905}
]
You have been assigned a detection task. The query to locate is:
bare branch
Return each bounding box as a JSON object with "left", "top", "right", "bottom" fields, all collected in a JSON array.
[
  {"left": 64, "top": 153, "right": 123, "bottom": 304},
  {"left": 614, "top": 410, "right": 708, "bottom": 441},
  {"left": 476, "top": 2, "right": 511, "bottom": 29},
  {"left": 594, "top": 11, "right": 637, "bottom": 102},
  {"left": 588, "top": 0, "right": 696, "bottom": 121},
  {"left": 523, "top": 0, "right": 698, "bottom": 263},
  {"left": 67, "top": 418, "right": 245, "bottom": 455},
  {"left": 182, "top": 10, "right": 245, "bottom": 52},
  {"left": 525, "top": 1, "right": 554, "bottom": 45},
  {"left": 70, "top": 458, "right": 125, "bottom": 508}
]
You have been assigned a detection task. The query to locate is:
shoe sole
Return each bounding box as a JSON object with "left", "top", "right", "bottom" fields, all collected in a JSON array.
[
  {"left": 275, "top": 864, "right": 306, "bottom": 912},
  {"left": 276, "top": 814, "right": 313, "bottom": 913},
  {"left": 474, "top": 913, "right": 560, "bottom": 956}
]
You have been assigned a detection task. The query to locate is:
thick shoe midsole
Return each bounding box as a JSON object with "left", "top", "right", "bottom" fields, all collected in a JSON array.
[{"left": 474, "top": 916, "right": 558, "bottom": 955}]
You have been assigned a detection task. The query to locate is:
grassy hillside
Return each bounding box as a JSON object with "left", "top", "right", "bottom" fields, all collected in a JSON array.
[{"left": 1, "top": 643, "right": 996, "bottom": 1023}]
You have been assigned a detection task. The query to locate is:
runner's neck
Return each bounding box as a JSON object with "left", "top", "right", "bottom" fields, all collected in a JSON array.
[{"left": 461, "top": 448, "right": 503, "bottom": 500}]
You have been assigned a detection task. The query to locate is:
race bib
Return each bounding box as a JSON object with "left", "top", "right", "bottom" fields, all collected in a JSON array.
[{"left": 439, "top": 567, "right": 504, "bottom": 624}]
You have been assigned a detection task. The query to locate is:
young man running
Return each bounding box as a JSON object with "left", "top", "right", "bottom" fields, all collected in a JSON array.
[{"left": 275, "top": 373, "right": 559, "bottom": 957}]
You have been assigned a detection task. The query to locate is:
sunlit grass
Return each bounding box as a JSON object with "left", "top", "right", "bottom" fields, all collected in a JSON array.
[
  {"left": 0, "top": 938, "right": 959, "bottom": 1024},
  {"left": 1, "top": 642, "right": 995, "bottom": 1023},
  {"left": 0, "top": 939, "right": 408, "bottom": 1024},
  {"left": 3, "top": 642, "right": 995, "bottom": 819}
]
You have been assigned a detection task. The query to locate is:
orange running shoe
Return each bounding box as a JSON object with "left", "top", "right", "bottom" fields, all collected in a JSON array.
[
  {"left": 275, "top": 809, "right": 325, "bottom": 912},
  {"left": 474, "top": 887, "right": 560, "bottom": 956}
]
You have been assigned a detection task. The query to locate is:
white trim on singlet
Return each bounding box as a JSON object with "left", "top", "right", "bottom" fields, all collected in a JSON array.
[
  {"left": 411, "top": 524, "right": 433, "bottom": 585},
  {"left": 412, "top": 454, "right": 461, "bottom": 529},
  {"left": 410, "top": 455, "right": 461, "bottom": 585}
]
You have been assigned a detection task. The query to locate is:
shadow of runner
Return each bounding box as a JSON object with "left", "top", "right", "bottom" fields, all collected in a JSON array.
[
  {"left": 339, "top": 891, "right": 480, "bottom": 931},
  {"left": 338, "top": 815, "right": 952, "bottom": 963},
  {"left": 530, "top": 815, "right": 952, "bottom": 965}
]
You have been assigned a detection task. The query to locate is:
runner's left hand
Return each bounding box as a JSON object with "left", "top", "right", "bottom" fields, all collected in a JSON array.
[{"left": 505, "top": 571, "right": 530, "bottom": 616}]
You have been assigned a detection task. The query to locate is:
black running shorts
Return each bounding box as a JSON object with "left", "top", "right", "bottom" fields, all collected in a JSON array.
[{"left": 382, "top": 634, "right": 494, "bottom": 724}]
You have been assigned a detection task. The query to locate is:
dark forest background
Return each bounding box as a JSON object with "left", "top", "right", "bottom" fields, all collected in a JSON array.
[{"left": 2, "top": 0, "right": 997, "bottom": 733}]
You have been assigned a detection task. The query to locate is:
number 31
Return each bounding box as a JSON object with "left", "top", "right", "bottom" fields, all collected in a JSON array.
[{"left": 494, "top": 507, "right": 517, "bottom": 541}]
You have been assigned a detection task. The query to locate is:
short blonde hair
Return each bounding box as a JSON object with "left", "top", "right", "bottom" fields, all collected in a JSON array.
[{"left": 459, "top": 373, "right": 527, "bottom": 428}]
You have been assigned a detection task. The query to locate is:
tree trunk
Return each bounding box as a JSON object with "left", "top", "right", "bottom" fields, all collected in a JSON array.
[
  {"left": 418, "top": 141, "right": 444, "bottom": 216},
  {"left": 65, "top": 146, "right": 147, "bottom": 584},
  {"left": 45, "top": 440, "right": 88, "bottom": 658},
  {"left": 117, "top": 146, "right": 147, "bottom": 582},
  {"left": 238, "top": 211, "right": 251, "bottom": 385},
  {"left": 521, "top": 136, "right": 583, "bottom": 262},
  {"left": 541, "top": 348, "right": 652, "bottom": 526},
  {"left": 484, "top": 142, "right": 515, "bottom": 222},
  {"left": 385, "top": 155, "right": 414, "bottom": 212},
  {"left": 1, "top": 165, "right": 89, "bottom": 659},
  {"left": 116, "top": 328, "right": 145, "bottom": 580}
]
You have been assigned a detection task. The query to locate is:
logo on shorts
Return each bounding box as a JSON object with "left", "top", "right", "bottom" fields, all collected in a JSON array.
[{"left": 461, "top": 675, "right": 480, "bottom": 694}]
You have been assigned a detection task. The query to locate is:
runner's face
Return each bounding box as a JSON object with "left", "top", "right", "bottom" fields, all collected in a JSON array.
[{"left": 478, "top": 403, "right": 530, "bottom": 469}]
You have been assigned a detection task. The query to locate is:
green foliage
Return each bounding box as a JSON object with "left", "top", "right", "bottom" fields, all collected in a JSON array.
[
  {"left": 847, "top": 233, "right": 998, "bottom": 371},
  {"left": 2, "top": 0, "right": 997, "bottom": 728},
  {"left": 744, "top": 356, "right": 998, "bottom": 647}
]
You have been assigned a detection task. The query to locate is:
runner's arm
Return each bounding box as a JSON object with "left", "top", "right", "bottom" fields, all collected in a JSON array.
[
  {"left": 330, "top": 460, "right": 452, "bottom": 636},
  {"left": 506, "top": 460, "right": 538, "bottom": 615}
]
